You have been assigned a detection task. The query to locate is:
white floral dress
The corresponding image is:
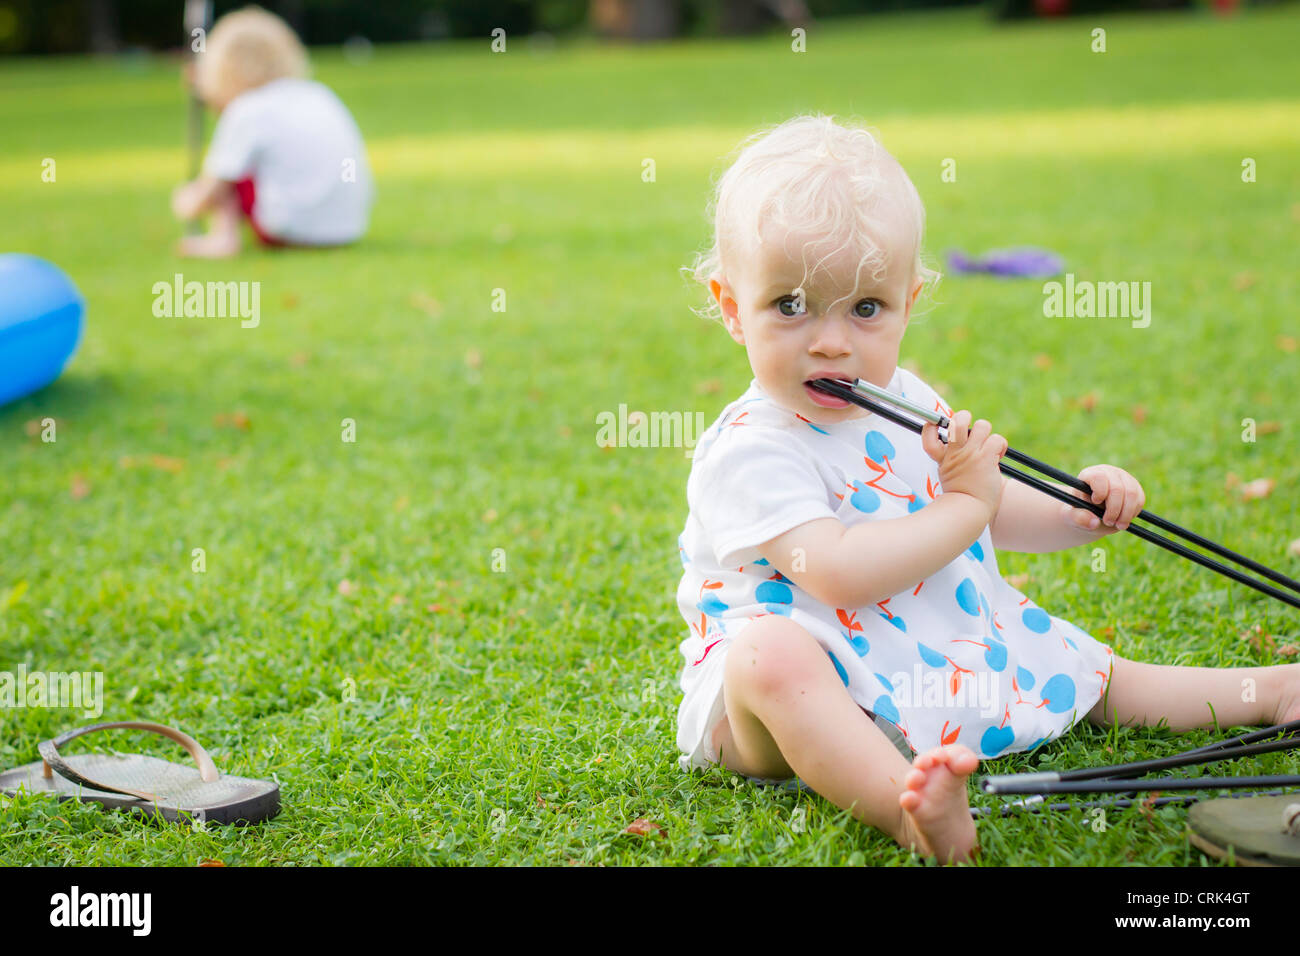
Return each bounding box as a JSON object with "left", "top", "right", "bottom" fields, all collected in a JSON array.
[{"left": 674, "top": 366, "right": 1113, "bottom": 772}]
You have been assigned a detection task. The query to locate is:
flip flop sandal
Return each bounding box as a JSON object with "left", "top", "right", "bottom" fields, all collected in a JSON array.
[
  {"left": 0, "top": 720, "right": 280, "bottom": 825},
  {"left": 1187, "top": 793, "right": 1300, "bottom": 867}
]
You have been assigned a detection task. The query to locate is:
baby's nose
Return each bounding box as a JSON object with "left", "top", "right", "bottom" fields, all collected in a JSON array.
[{"left": 809, "top": 319, "right": 852, "bottom": 355}]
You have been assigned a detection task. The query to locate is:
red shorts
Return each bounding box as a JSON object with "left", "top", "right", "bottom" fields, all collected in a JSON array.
[{"left": 232, "top": 178, "right": 286, "bottom": 247}]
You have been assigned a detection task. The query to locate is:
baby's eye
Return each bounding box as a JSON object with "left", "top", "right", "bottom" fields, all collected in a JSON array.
[
  {"left": 775, "top": 295, "right": 804, "bottom": 317},
  {"left": 854, "top": 299, "right": 883, "bottom": 319}
]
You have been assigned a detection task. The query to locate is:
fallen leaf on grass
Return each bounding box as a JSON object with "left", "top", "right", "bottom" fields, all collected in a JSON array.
[
  {"left": 1130, "top": 405, "right": 1147, "bottom": 425},
  {"left": 623, "top": 818, "right": 665, "bottom": 837},
  {"left": 1242, "top": 625, "right": 1276, "bottom": 655},
  {"left": 1240, "top": 478, "right": 1275, "bottom": 501},
  {"left": 24, "top": 417, "right": 60, "bottom": 437},
  {"left": 213, "top": 411, "right": 251, "bottom": 430},
  {"left": 70, "top": 475, "right": 90, "bottom": 500},
  {"left": 289, "top": 351, "right": 311, "bottom": 368},
  {"left": 1071, "top": 391, "right": 1098, "bottom": 413},
  {"left": 696, "top": 379, "right": 722, "bottom": 395},
  {"left": 1232, "top": 272, "right": 1257, "bottom": 292},
  {"left": 465, "top": 349, "right": 482, "bottom": 370},
  {"left": 1255, "top": 421, "right": 1281, "bottom": 436},
  {"left": 119, "top": 454, "right": 186, "bottom": 473},
  {"left": 1277, "top": 335, "right": 1297, "bottom": 353},
  {"left": 197, "top": 859, "right": 226, "bottom": 867},
  {"left": 1278, "top": 645, "right": 1299, "bottom": 658},
  {"left": 1006, "top": 574, "right": 1033, "bottom": 590},
  {"left": 1033, "top": 354, "right": 1053, "bottom": 370},
  {"left": 410, "top": 292, "right": 443, "bottom": 318},
  {"left": 337, "top": 579, "right": 357, "bottom": 597},
  {"left": 1288, "top": 538, "right": 1300, "bottom": 559}
]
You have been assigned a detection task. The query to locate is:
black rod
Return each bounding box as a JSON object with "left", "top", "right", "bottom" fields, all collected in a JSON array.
[{"left": 808, "top": 378, "right": 1300, "bottom": 610}]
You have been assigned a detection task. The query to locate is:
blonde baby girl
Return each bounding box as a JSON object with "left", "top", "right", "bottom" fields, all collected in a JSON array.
[{"left": 673, "top": 114, "right": 1300, "bottom": 863}]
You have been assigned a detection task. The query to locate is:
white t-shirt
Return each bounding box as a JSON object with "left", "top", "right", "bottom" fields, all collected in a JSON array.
[
  {"left": 673, "top": 367, "right": 1114, "bottom": 771},
  {"left": 204, "top": 77, "right": 374, "bottom": 244}
]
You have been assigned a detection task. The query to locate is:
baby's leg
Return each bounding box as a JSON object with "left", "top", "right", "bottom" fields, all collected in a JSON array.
[
  {"left": 1087, "top": 655, "right": 1300, "bottom": 730},
  {"left": 715, "top": 615, "right": 978, "bottom": 863},
  {"left": 179, "top": 182, "right": 242, "bottom": 259}
]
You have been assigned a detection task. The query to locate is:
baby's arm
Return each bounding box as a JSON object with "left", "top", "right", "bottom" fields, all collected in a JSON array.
[
  {"left": 991, "top": 464, "right": 1145, "bottom": 553},
  {"left": 171, "top": 175, "right": 230, "bottom": 222},
  {"left": 759, "top": 492, "right": 994, "bottom": 609}
]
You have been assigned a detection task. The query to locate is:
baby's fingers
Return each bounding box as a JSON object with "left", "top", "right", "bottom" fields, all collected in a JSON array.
[{"left": 921, "top": 422, "right": 945, "bottom": 463}]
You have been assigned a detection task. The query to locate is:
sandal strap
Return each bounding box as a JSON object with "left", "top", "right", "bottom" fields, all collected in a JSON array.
[{"left": 38, "top": 721, "right": 220, "bottom": 804}]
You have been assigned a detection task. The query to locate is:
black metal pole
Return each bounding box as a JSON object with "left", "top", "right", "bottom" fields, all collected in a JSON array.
[{"left": 807, "top": 378, "right": 1300, "bottom": 610}]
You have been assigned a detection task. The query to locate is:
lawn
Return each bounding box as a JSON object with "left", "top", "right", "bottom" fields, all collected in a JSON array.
[{"left": 1, "top": 5, "right": 1297, "bottom": 866}]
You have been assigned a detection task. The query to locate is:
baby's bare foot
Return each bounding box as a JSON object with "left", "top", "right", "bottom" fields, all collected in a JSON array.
[
  {"left": 897, "top": 745, "right": 979, "bottom": 864},
  {"left": 178, "top": 231, "right": 241, "bottom": 259}
]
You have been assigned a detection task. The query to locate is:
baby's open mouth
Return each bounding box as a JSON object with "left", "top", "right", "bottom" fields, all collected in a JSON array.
[{"left": 804, "top": 377, "right": 855, "bottom": 409}]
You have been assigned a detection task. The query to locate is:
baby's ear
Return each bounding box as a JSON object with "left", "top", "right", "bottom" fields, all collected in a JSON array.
[
  {"left": 906, "top": 276, "right": 923, "bottom": 313},
  {"left": 710, "top": 275, "right": 744, "bottom": 343}
]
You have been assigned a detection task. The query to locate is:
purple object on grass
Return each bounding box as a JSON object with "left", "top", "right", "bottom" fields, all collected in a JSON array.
[{"left": 947, "top": 247, "right": 1064, "bottom": 278}]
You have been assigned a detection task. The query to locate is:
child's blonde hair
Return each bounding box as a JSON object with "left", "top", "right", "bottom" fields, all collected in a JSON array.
[
  {"left": 195, "top": 6, "right": 309, "bottom": 109},
  {"left": 688, "top": 114, "right": 940, "bottom": 324}
]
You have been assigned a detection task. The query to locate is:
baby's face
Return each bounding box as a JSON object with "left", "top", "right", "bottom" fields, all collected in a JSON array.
[{"left": 712, "top": 227, "right": 922, "bottom": 424}]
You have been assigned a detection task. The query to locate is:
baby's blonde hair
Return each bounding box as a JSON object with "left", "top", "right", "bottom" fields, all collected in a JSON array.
[
  {"left": 195, "top": 6, "right": 309, "bottom": 109},
  {"left": 688, "top": 114, "right": 940, "bottom": 324}
]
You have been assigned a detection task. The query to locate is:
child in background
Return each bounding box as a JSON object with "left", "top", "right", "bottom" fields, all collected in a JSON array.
[
  {"left": 171, "top": 6, "right": 374, "bottom": 257},
  {"left": 674, "top": 114, "right": 1300, "bottom": 863}
]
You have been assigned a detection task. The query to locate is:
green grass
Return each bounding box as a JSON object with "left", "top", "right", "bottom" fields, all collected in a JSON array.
[{"left": 1, "top": 5, "right": 1298, "bottom": 866}]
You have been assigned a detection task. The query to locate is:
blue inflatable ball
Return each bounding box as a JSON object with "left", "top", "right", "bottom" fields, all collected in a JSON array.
[{"left": 0, "top": 254, "right": 85, "bottom": 407}]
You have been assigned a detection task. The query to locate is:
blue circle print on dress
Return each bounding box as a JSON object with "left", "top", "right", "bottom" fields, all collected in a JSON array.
[
  {"left": 917, "top": 642, "right": 947, "bottom": 667},
  {"left": 844, "top": 632, "right": 869, "bottom": 656},
  {"left": 980, "top": 725, "right": 1016, "bottom": 757},
  {"left": 848, "top": 481, "right": 881, "bottom": 513},
  {"left": 872, "top": 695, "right": 900, "bottom": 725},
  {"left": 881, "top": 612, "right": 907, "bottom": 633},
  {"left": 1040, "top": 674, "right": 1076, "bottom": 713},
  {"left": 966, "top": 540, "right": 984, "bottom": 563},
  {"left": 955, "top": 578, "right": 980, "bottom": 616},
  {"left": 828, "top": 651, "right": 849, "bottom": 686},
  {"left": 1022, "top": 607, "right": 1052, "bottom": 633},
  {"left": 764, "top": 604, "right": 793, "bottom": 617},
  {"left": 698, "top": 594, "right": 728, "bottom": 615},
  {"left": 875, "top": 672, "right": 894, "bottom": 691},
  {"left": 1016, "top": 666, "right": 1036, "bottom": 691},
  {"left": 907, "top": 495, "right": 927, "bottom": 514},
  {"left": 755, "top": 580, "right": 792, "bottom": 605},
  {"left": 984, "top": 640, "right": 1008, "bottom": 671},
  {"left": 864, "top": 431, "right": 895, "bottom": 463}
]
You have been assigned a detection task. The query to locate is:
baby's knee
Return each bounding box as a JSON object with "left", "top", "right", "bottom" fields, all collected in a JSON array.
[{"left": 725, "top": 615, "right": 828, "bottom": 699}]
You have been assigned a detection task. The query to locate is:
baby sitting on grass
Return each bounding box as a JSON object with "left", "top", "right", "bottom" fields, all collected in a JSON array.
[
  {"left": 171, "top": 5, "right": 374, "bottom": 258},
  {"left": 673, "top": 114, "right": 1300, "bottom": 863}
]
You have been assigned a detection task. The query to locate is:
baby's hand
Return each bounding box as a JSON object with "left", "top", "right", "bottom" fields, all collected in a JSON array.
[
  {"left": 1061, "top": 464, "right": 1145, "bottom": 533},
  {"left": 922, "top": 410, "right": 1007, "bottom": 518}
]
